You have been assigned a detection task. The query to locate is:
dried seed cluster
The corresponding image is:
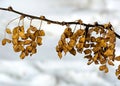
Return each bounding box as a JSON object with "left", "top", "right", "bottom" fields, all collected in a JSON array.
[
  {"left": 1, "top": 15, "right": 120, "bottom": 80},
  {"left": 56, "top": 22, "right": 120, "bottom": 80},
  {"left": 2, "top": 25, "right": 45, "bottom": 59}
]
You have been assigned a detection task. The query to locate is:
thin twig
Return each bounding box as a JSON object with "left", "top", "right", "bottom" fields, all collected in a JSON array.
[{"left": 0, "top": 6, "right": 120, "bottom": 39}]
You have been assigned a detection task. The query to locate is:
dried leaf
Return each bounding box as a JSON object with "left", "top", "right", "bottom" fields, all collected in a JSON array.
[
  {"left": 6, "top": 28, "right": 12, "bottom": 34},
  {"left": 84, "top": 49, "right": 92, "bottom": 54},
  {"left": 115, "top": 56, "right": 120, "bottom": 61},
  {"left": 39, "top": 30, "right": 45, "bottom": 36},
  {"left": 24, "top": 40, "right": 32, "bottom": 45},
  {"left": 20, "top": 52, "right": 26, "bottom": 59},
  {"left": 37, "top": 37, "right": 42, "bottom": 45},
  {"left": 108, "top": 60, "right": 114, "bottom": 66},
  {"left": 69, "top": 48, "right": 76, "bottom": 56},
  {"left": 58, "top": 52, "right": 62, "bottom": 59},
  {"left": 2, "top": 38, "right": 7, "bottom": 45},
  {"left": 104, "top": 49, "right": 114, "bottom": 56}
]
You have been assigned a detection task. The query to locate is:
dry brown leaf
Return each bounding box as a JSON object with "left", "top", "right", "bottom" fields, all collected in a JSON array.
[
  {"left": 20, "top": 52, "right": 26, "bottom": 59},
  {"left": 37, "top": 37, "right": 42, "bottom": 45},
  {"left": 2, "top": 38, "right": 7, "bottom": 45},
  {"left": 69, "top": 48, "right": 76, "bottom": 56},
  {"left": 108, "top": 60, "right": 114, "bottom": 66},
  {"left": 115, "top": 56, "right": 120, "bottom": 61},
  {"left": 39, "top": 30, "right": 45, "bottom": 36},
  {"left": 84, "top": 49, "right": 92, "bottom": 54},
  {"left": 24, "top": 40, "right": 32, "bottom": 45},
  {"left": 6, "top": 28, "right": 12, "bottom": 34},
  {"left": 58, "top": 52, "right": 62, "bottom": 59},
  {"left": 104, "top": 49, "right": 114, "bottom": 56}
]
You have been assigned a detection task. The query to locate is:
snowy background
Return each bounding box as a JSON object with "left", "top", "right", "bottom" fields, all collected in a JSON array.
[{"left": 0, "top": 0, "right": 120, "bottom": 86}]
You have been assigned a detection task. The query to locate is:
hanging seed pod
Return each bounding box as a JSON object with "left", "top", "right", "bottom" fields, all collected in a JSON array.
[
  {"left": 24, "top": 40, "right": 32, "bottom": 45},
  {"left": 31, "top": 48, "right": 37, "bottom": 54},
  {"left": 39, "top": 30, "right": 45, "bottom": 36},
  {"left": 37, "top": 37, "right": 42, "bottom": 45},
  {"left": 84, "top": 49, "right": 92, "bottom": 55},
  {"left": 19, "top": 26, "right": 24, "bottom": 32},
  {"left": 115, "top": 56, "right": 120, "bottom": 61},
  {"left": 104, "top": 49, "right": 114, "bottom": 56},
  {"left": 6, "top": 28, "right": 12, "bottom": 34},
  {"left": 20, "top": 52, "right": 26, "bottom": 59},
  {"left": 2, "top": 38, "right": 7, "bottom": 45},
  {"left": 108, "top": 60, "right": 114, "bottom": 66},
  {"left": 58, "top": 52, "right": 62, "bottom": 59},
  {"left": 26, "top": 45, "right": 33, "bottom": 52},
  {"left": 69, "top": 48, "right": 76, "bottom": 56},
  {"left": 31, "top": 41, "right": 37, "bottom": 48},
  {"left": 64, "top": 27, "right": 73, "bottom": 38},
  {"left": 12, "top": 33, "right": 19, "bottom": 39},
  {"left": 13, "top": 26, "right": 19, "bottom": 35}
]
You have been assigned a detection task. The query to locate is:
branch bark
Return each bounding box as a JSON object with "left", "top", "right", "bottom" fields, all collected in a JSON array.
[{"left": 0, "top": 6, "right": 120, "bottom": 39}]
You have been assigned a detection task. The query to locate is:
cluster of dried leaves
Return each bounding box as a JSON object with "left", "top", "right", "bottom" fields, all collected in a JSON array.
[
  {"left": 56, "top": 22, "right": 120, "bottom": 80},
  {"left": 2, "top": 25, "right": 45, "bottom": 59}
]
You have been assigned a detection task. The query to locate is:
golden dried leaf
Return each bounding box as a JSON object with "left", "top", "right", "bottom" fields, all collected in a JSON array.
[
  {"left": 100, "top": 58, "right": 107, "bottom": 64},
  {"left": 91, "top": 36, "right": 96, "bottom": 42},
  {"left": 13, "top": 45, "right": 21, "bottom": 52},
  {"left": 39, "top": 30, "right": 45, "bottom": 36},
  {"left": 104, "top": 67, "right": 109, "bottom": 73},
  {"left": 61, "top": 34, "right": 66, "bottom": 41},
  {"left": 19, "top": 32, "right": 26, "bottom": 38},
  {"left": 116, "top": 70, "right": 120, "bottom": 76},
  {"left": 87, "top": 61, "right": 93, "bottom": 65},
  {"left": 79, "top": 37, "right": 85, "bottom": 43},
  {"left": 64, "top": 27, "right": 73, "bottom": 38},
  {"left": 20, "top": 52, "right": 26, "bottom": 59},
  {"left": 20, "top": 26, "right": 24, "bottom": 32},
  {"left": 2, "top": 38, "right": 7, "bottom": 45},
  {"left": 13, "top": 26, "right": 19, "bottom": 35},
  {"left": 68, "top": 39, "right": 76, "bottom": 47},
  {"left": 30, "top": 25, "right": 37, "bottom": 31},
  {"left": 69, "top": 48, "right": 76, "bottom": 56},
  {"left": 76, "top": 29, "right": 85, "bottom": 36},
  {"left": 104, "top": 49, "right": 114, "bottom": 56},
  {"left": 84, "top": 54, "right": 92, "bottom": 60},
  {"left": 6, "top": 28, "right": 12, "bottom": 34},
  {"left": 108, "top": 60, "right": 114, "bottom": 66},
  {"left": 31, "top": 48, "right": 37, "bottom": 54},
  {"left": 29, "top": 34, "right": 36, "bottom": 41},
  {"left": 76, "top": 43, "right": 84, "bottom": 49},
  {"left": 37, "top": 37, "right": 42, "bottom": 45},
  {"left": 93, "top": 53, "right": 99, "bottom": 61},
  {"left": 84, "top": 49, "right": 92, "bottom": 54},
  {"left": 92, "top": 47, "right": 101, "bottom": 53},
  {"left": 12, "top": 33, "right": 19, "bottom": 39},
  {"left": 58, "top": 52, "right": 62, "bottom": 59},
  {"left": 99, "top": 65, "right": 107, "bottom": 71},
  {"left": 84, "top": 44, "right": 90, "bottom": 48},
  {"left": 34, "top": 30, "right": 39, "bottom": 37},
  {"left": 12, "top": 39, "right": 18, "bottom": 45},
  {"left": 115, "top": 56, "right": 120, "bottom": 61},
  {"left": 31, "top": 41, "right": 37, "bottom": 48},
  {"left": 24, "top": 40, "right": 32, "bottom": 45},
  {"left": 63, "top": 45, "right": 68, "bottom": 54},
  {"left": 100, "top": 39, "right": 107, "bottom": 47},
  {"left": 26, "top": 46, "right": 33, "bottom": 52}
]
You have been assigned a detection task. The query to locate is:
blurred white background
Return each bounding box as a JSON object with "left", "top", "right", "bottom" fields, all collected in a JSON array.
[{"left": 0, "top": 0, "right": 120, "bottom": 86}]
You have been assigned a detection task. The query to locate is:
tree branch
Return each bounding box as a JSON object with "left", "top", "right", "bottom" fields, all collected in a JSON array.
[{"left": 0, "top": 6, "right": 120, "bottom": 39}]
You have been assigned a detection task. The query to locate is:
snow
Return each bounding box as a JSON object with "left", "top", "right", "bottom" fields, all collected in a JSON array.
[{"left": 0, "top": 0, "right": 120, "bottom": 86}]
